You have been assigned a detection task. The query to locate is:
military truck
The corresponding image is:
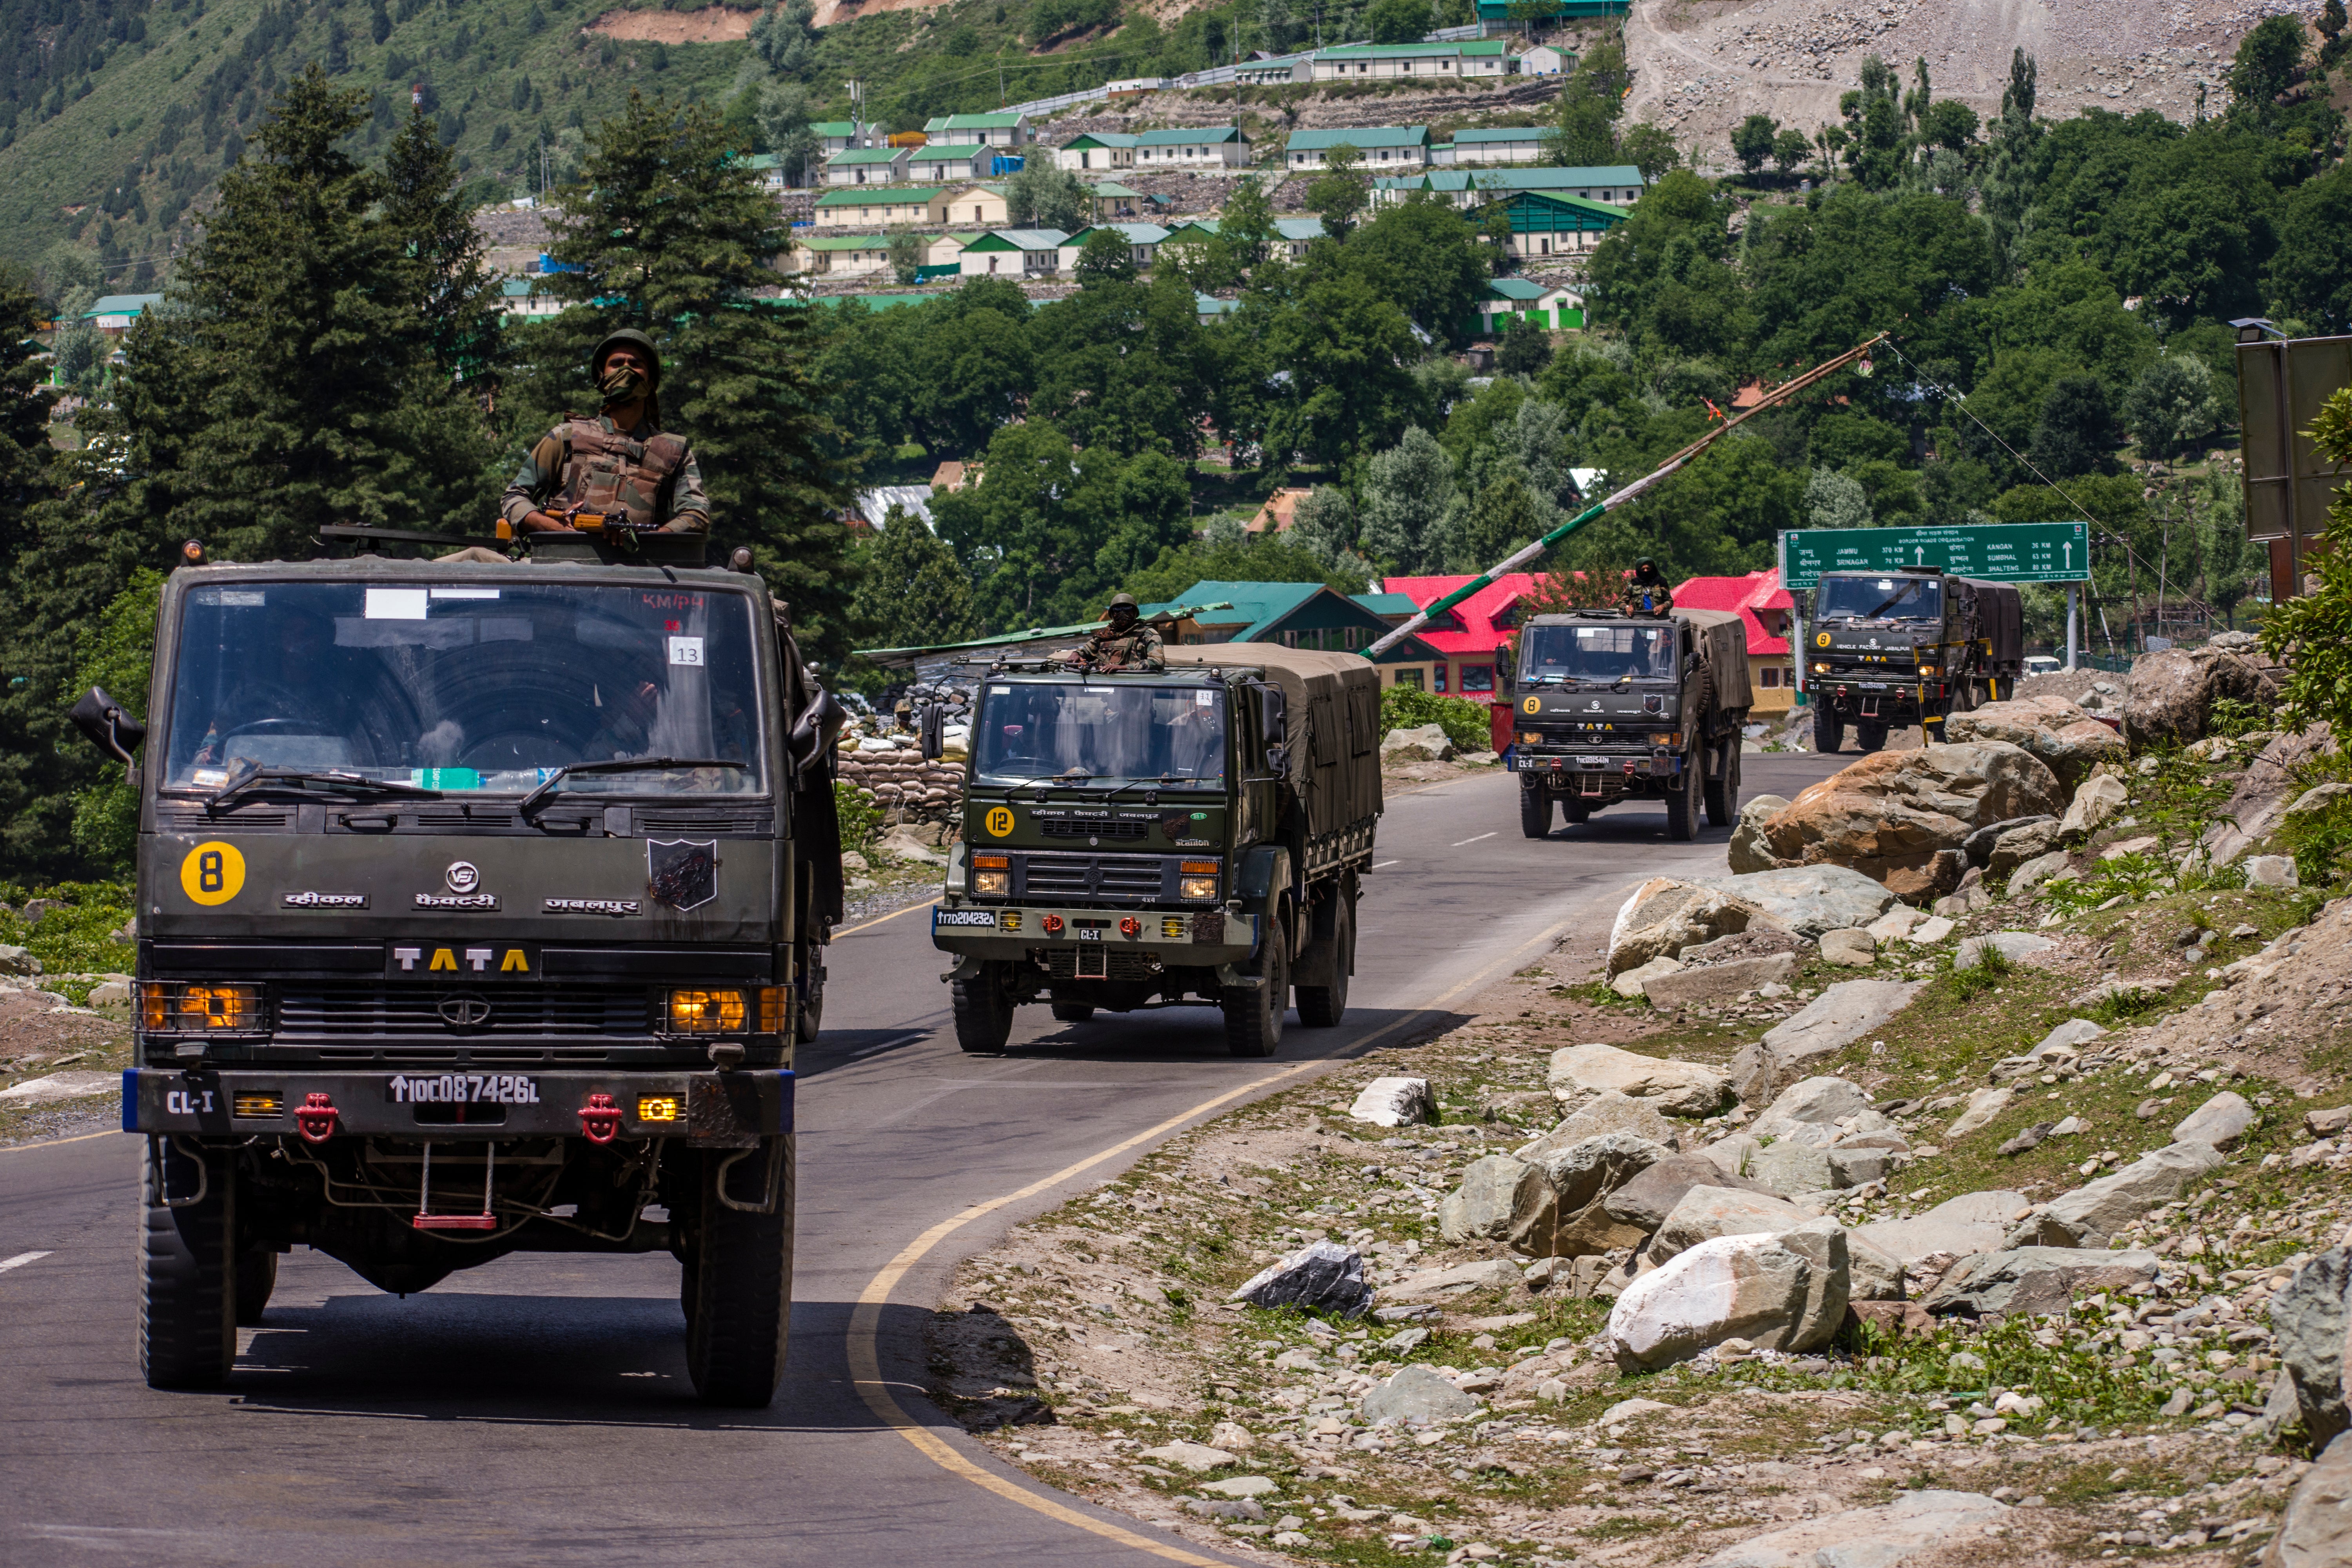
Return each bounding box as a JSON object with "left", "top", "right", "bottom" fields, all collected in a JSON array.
[
  {"left": 1805, "top": 568, "right": 2024, "bottom": 753},
  {"left": 74, "top": 532, "right": 843, "bottom": 1406},
  {"left": 1506, "top": 607, "right": 1752, "bottom": 842},
  {"left": 929, "top": 646, "right": 1381, "bottom": 1058}
]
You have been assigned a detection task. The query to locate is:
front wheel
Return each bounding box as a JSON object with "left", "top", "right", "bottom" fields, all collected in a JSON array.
[
  {"left": 1664, "top": 758, "right": 1699, "bottom": 843},
  {"left": 1519, "top": 784, "right": 1552, "bottom": 839},
  {"left": 952, "top": 962, "right": 1016, "bottom": 1055},
  {"left": 1812, "top": 711, "right": 1844, "bottom": 754},
  {"left": 686, "top": 1136, "right": 795, "bottom": 1408},
  {"left": 141, "top": 1138, "right": 236, "bottom": 1390},
  {"left": 795, "top": 944, "right": 827, "bottom": 1045},
  {"left": 1702, "top": 739, "right": 1736, "bottom": 829},
  {"left": 1294, "top": 885, "right": 1355, "bottom": 1029},
  {"left": 1223, "top": 907, "right": 1289, "bottom": 1058}
]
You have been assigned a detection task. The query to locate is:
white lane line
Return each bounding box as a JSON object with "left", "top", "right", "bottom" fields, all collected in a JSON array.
[
  {"left": 1450, "top": 833, "right": 1497, "bottom": 846},
  {"left": 1371, "top": 860, "right": 1400, "bottom": 869},
  {"left": 0, "top": 1250, "right": 53, "bottom": 1273}
]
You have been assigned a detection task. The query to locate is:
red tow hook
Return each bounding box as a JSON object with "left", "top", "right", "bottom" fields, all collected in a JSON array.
[
  {"left": 579, "top": 1092, "right": 623, "bottom": 1145},
  {"left": 1119, "top": 916, "right": 1141, "bottom": 937},
  {"left": 295, "top": 1092, "right": 339, "bottom": 1143}
]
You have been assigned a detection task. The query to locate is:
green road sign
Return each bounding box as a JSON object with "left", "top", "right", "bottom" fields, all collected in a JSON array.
[{"left": 1777, "top": 522, "right": 2090, "bottom": 588}]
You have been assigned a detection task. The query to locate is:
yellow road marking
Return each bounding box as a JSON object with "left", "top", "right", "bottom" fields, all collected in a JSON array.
[
  {"left": 835, "top": 896, "right": 942, "bottom": 939},
  {"left": 0, "top": 1127, "right": 127, "bottom": 1155},
  {"left": 844, "top": 913, "right": 1577, "bottom": 1562}
]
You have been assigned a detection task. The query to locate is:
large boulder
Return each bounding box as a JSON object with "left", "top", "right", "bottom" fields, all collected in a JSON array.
[
  {"left": 2265, "top": 1429, "right": 2352, "bottom": 1568},
  {"left": 1642, "top": 952, "right": 1798, "bottom": 1009},
  {"left": 1606, "top": 1220, "right": 1850, "bottom": 1369},
  {"left": 1437, "top": 1155, "right": 1558, "bottom": 1254},
  {"left": 1381, "top": 723, "right": 1455, "bottom": 763},
  {"left": 2033, "top": 1140, "right": 2226, "bottom": 1247},
  {"left": 2123, "top": 644, "right": 2281, "bottom": 750},
  {"left": 1230, "top": 1241, "right": 1376, "bottom": 1317},
  {"left": 1749, "top": 1141, "right": 1836, "bottom": 1198},
  {"left": 1358, "top": 1363, "right": 1483, "bottom": 1426},
  {"left": 1854, "top": 1190, "right": 2029, "bottom": 1268},
  {"left": 1518, "top": 1091, "right": 1685, "bottom": 1156},
  {"left": 1754, "top": 743, "right": 2065, "bottom": 901},
  {"left": 2206, "top": 724, "right": 2338, "bottom": 866},
  {"left": 1758, "top": 979, "right": 1926, "bottom": 1071},
  {"left": 1348, "top": 1076, "right": 1434, "bottom": 1128},
  {"left": 1945, "top": 694, "right": 2127, "bottom": 790},
  {"left": 1524, "top": 1133, "right": 1671, "bottom": 1256},
  {"left": 1700, "top": 1491, "right": 2009, "bottom": 1568},
  {"left": 1691, "top": 865, "right": 1900, "bottom": 939},
  {"left": 1922, "top": 1246, "right": 2162, "bottom": 1318},
  {"left": 1647, "top": 1184, "right": 1810, "bottom": 1263},
  {"left": 2174, "top": 1090, "right": 2258, "bottom": 1150},
  {"left": 1606, "top": 877, "right": 1769, "bottom": 977},
  {"left": 1748, "top": 1076, "right": 1882, "bottom": 1141},
  {"left": 1601, "top": 1155, "right": 1781, "bottom": 1232},
  {"left": 1727, "top": 794, "right": 1792, "bottom": 874},
  {"left": 1985, "top": 818, "right": 2062, "bottom": 879},
  {"left": 1549, "top": 1043, "right": 1731, "bottom": 1117},
  {"left": 2270, "top": 1248, "right": 2352, "bottom": 1450}
]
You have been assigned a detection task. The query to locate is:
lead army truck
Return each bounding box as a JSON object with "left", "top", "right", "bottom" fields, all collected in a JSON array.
[
  {"left": 929, "top": 646, "right": 1381, "bottom": 1057},
  {"left": 74, "top": 534, "right": 845, "bottom": 1406},
  {"left": 1507, "top": 607, "right": 1752, "bottom": 842},
  {"left": 1806, "top": 568, "right": 2024, "bottom": 753}
]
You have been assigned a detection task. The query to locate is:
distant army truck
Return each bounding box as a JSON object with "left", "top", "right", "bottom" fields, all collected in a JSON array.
[
  {"left": 1806, "top": 568, "right": 2024, "bottom": 753},
  {"left": 1506, "top": 607, "right": 1752, "bottom": 842},
  {"left": 929, "top": 646, "right": 1381, "bottom": 1058},
  {"left": 78, "top": 533, "right": 843, "bottom": 1406}
]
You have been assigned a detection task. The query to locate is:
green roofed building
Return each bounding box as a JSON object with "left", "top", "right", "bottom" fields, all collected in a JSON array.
[
  {"left": 1312, "top": 41, "right": 1513, "bottom": 82},
  {"left": 1372, "top": 163, "right": 1647, "bottom": 210},
  {"left": 1054, "top": 131, "right": 1138, "bottom": 173},
  {"left": 1483, "top": 189, "right": 1630, "bottom": 258},
  {"left": 923, "top": 112, "right": 1034, "bottom": 148},
  {"left": 1467, "top": 277, "right": 1584, "bottom": 336},
  {"left": 1284, "top": 124, "right": 1431, "bottom": 172},
  {"left": 1147, "top": 581, "right": 1443, "bottom": 674},
  {"left": 823, "top": 145, "right": 912, "bottom": 186}
]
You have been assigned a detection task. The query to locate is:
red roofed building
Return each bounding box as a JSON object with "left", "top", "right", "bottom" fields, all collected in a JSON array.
[
  {"left": 1671, "top": 568, "right": 1797, "bottom": 713},
  {"left": 1377, "top": 573, "right": 1548, "bottom": 703}
]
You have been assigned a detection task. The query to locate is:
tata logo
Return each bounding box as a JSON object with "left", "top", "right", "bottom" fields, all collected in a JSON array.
[{"left": 437, "top": 993, "right": 493, "bottom": 1028}]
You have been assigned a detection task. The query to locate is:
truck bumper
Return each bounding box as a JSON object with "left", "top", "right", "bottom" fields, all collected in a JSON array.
[
  {"left": 123, "top": 1066, "right": 792, "bottom": 1145},
  {"left": 1513, "top": 751, "right": 1681, "bottom": 789},
  {"left": 929, "top": 902, "right": 1258, "bottom": 968}
]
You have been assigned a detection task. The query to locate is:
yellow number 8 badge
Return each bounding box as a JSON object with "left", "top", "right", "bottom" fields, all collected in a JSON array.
[{"left": 180, "top": 841, "right": 247, "bottom": 905}]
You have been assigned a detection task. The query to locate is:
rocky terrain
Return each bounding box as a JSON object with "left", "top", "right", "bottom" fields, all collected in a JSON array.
[{"left": 924, "top": 633, "right": 2352, "bottom": 1566}]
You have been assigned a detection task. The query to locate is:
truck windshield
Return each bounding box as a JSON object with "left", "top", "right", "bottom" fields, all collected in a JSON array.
[
  {"left": 975, "top": 684, "right": 1226, "bottom": 782},
  {"left": 159, "top": 581, "right": 765, "bottom": 798},
  {"left": 1519, "top": 624, "right": 1677, "bottom": 683},
  {"left": 1817, "top": 576, "right": 1942, "bottom": 622}
]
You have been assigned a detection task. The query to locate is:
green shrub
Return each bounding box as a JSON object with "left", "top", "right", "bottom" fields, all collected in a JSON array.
[
  {"left": 1379, "top": 684, "right": 1492, "bottom": 753},
  {"left": 834, "top": 779, "right": 881, "bottom": 850}
]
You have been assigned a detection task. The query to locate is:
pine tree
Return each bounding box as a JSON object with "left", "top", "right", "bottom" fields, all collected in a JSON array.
[
  {"left": 382, "top": 106, "right": 505, "bottom": 388},
  {"left": 143, "top": 65, "right": 501, "bottom": 558},
  {"left": 849, "top": 507, "right": 978, "bottom": 653},
  {"left": 508, "top": 90, "right": 857, "bottom": 658}
]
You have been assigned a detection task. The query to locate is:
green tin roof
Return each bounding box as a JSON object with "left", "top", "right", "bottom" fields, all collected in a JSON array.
[
  {"left": 1316, "top": 40, "right": 1509, "bottom": 58},
  {"left": 814, "top": 186, "right": 945, "bottom": 207},
  {"left": 1134, "top": 126, "right": 1246, "bottom": 146},
  {"left": 1286, "top": 125, "right": 1430, "bottom": 151},
  {"left": 826, "top": 146, "right": 907, "bottom": 165}
]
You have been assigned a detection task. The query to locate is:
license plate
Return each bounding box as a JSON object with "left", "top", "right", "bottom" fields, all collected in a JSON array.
[
  {"left": 386, "top": 1073, "right": 543, "bottom": 1106},
  {"left": 1075, "top": 928, "right": 1103, "bottom": 941},
  {"left": 934, "top": 909, "right": 997, "bottom": 928}
]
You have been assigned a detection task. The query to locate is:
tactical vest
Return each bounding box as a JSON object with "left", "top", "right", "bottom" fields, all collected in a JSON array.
[{"left": 555, "top": 418, "right": 688, "bottom": 529}]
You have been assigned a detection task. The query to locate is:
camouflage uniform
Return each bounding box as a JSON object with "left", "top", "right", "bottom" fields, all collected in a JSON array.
[
  {"left": 499, "top": 412, "right": 712, "bottom": 534},
  {"left": 1074, "top": 619, "right": 1164, "bottom": 670}
]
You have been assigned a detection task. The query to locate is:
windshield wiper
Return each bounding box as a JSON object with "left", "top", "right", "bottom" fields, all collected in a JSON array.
[
  {"left": 518, "top": 756, "right": 747, "bottom": 818},
  {"left": 205, "top": 764, "right": 442, "bottom": 810}
]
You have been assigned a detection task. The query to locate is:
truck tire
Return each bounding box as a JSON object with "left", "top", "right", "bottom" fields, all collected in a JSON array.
[
  {"left": 795, "top": 944, "right": 826, "bottom": 1045},
  {"left": 234, "top": 1249, "right": 278, "bottom": 1327},
  {"left": 1561, "top": 798, "right": 1590, "bottom": 826},
  {"left": 1294, "top": 884, "right": 1355, "bottom": 1028},
  {"left": 1855, "top": 722, "right": 1888, "bottom": 753},
  {"left": 1223, "top": 907, "right": 1289, "bottom": 1058},
  {"left": 1813, "top": 712, "right": 1844, "bottom": 754},
  {"left": 140, "top": 1138, "right": 236, "bottom": 1390},
  {"left": 1519, "top": 784, "right": 1551, "bottom": 839},
  {"left": 1664, "top": 757, "right": 1699, "bottom": 843},
  {"left": 1049, "top": 999, "right": 1095, "bottom": 1023},
  {"left": 952, "top": 962, "right": 1016, "bottom": 1055},
  {"left": 1702, "top": 738, "right": 1736, "bottom": 828},
  {"left": 686, "top": 1136, "right": 795, "bottom": 1408}
]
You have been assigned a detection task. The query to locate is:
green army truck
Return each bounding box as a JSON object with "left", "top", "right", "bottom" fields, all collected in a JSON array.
[
  {"left": 1805, "top": 568, "right": 2024, "bottom": 753},
  {"left": 928, "top": 646, "right": 1381, "bottom": 1058},
  {"left": 1507, "top": 606, "right": 1752, "bottom": 842},
  {"left": 74, "top": 532, "right": 844, "bottom": 1406}
]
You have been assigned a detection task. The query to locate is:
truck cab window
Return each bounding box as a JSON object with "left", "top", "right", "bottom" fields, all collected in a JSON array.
[
  {"left": 1519, "top": 624, "right": 1677, "bottom": 683},
  {"left": 1817, "top": 575, "right": 1942, "bottom": 623},
  {"left": 973, "top": 684, "right": 1226, "bottom": 782}
]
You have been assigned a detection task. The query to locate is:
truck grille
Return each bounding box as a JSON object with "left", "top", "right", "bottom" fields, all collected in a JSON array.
[
  {"left": 1040, "top": 947, "right": 1164, "bottom": 981},
  {"left": 1015, "top": 852, "right": 1170, "bottom": 904},
  {"left": 273, "top": 984, "right": 652, "bottom": 1041}
]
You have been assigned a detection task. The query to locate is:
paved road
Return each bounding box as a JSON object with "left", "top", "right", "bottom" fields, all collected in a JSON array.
[{"left": 0, "top": 756, "right": 1842, "bottom": 1567}]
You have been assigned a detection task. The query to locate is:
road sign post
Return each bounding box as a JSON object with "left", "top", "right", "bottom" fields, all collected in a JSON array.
[{"left": 1778, "top": 522, "right": 2091, "bottom": 589}]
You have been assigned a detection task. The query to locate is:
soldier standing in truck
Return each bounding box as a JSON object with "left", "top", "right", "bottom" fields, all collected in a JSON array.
[
  {"left": 501, "top": 329, "right": 713, "bottom": 537},
  {"left": 1071, "top": 593, "right": 1163, "bottom": 670}
]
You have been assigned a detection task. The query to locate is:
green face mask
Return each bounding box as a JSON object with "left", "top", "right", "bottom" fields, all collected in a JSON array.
[{"left": 599, "top": 362, "right": 648, "bottom": 403}]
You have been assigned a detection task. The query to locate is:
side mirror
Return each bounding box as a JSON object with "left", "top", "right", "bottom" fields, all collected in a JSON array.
[
  {"left": 1256, "top": 682, "right": 1287, "bottom": 741},
  {"left": 919, "top": 701, "right": 945, "bottom": 761},
  {"left": 71, "top": 686, "right": 146, "bottom": 767},
  {"left": 1265, "top": 744, "right": 1289, "bottom": 775}
]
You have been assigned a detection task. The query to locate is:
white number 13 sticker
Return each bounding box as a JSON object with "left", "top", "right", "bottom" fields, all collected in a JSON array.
[{"left": 668, "top": 636, "right": 704, "bottom": 666}]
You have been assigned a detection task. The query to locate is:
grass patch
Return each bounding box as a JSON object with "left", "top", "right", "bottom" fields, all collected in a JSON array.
[{"left": 0, "top": 881, "right": 134, "bottom": 996}]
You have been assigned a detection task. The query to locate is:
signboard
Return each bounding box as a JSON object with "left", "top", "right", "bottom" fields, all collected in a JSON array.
[{"left": 1777, "top": 522, "right": 2090, "bottom": 590}]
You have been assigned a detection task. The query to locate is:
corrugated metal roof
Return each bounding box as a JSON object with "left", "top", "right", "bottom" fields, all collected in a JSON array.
[
  {"left": 826, "top": 146, "right": 906, "bottom": 163},
  {"left": 1133, "top": 126, "right": 1246, "bottom": 145},
  {"left": 1416, "top": 165, "right": 1644, "bottom": 191},
  {"left": 1316, "top": 40, "right": 1508, "bottom": 58},
  {"left": 1061, "top": 131, "right": 1140, "bottom": 148},
  {"left": 857, "top": 484, "right": 936, "bottom": 532},
  {"left": 1286, "top": 125, "right": 1429, "bottom": 150},
  {"left": 1672, "top": 570, "right": 1794, "bottom": 655},
  {"left": 1065, "top": 222, "right": 1172, "bottom": 245},
  {"left": 815, "top": 186, "right": 944, "bottom": 205}
]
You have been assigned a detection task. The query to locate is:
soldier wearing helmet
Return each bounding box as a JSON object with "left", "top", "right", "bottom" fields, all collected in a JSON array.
[
  {"left": 1623, "top": 557, "right": 1675, "bottom": 617},
  {"left": 1071, "top": 593, "right": 1164, "bottom": 670},
  {"left": 501, "top": 328, "right": 712, "bottom": 537}
]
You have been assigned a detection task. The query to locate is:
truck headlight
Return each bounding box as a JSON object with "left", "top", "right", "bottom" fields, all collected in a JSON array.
[
  {"left": 971, "top": 852, "right": 1007, "bottom": 897},
  {"left": 140, "top": 982, "right": 262, "bottom": 1033},
  {"left": 1517, "top": 731, "right": 1541, "bottom": 745},
  {"left": 1813, "top": 662, "right": 1830, "bottom": 674},
  {"left": 667, "top": 989, "right": 746, "bottom": 1033},
  {"left": 1178, "top": 860, "right": 1220, "bottom": 900}
]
